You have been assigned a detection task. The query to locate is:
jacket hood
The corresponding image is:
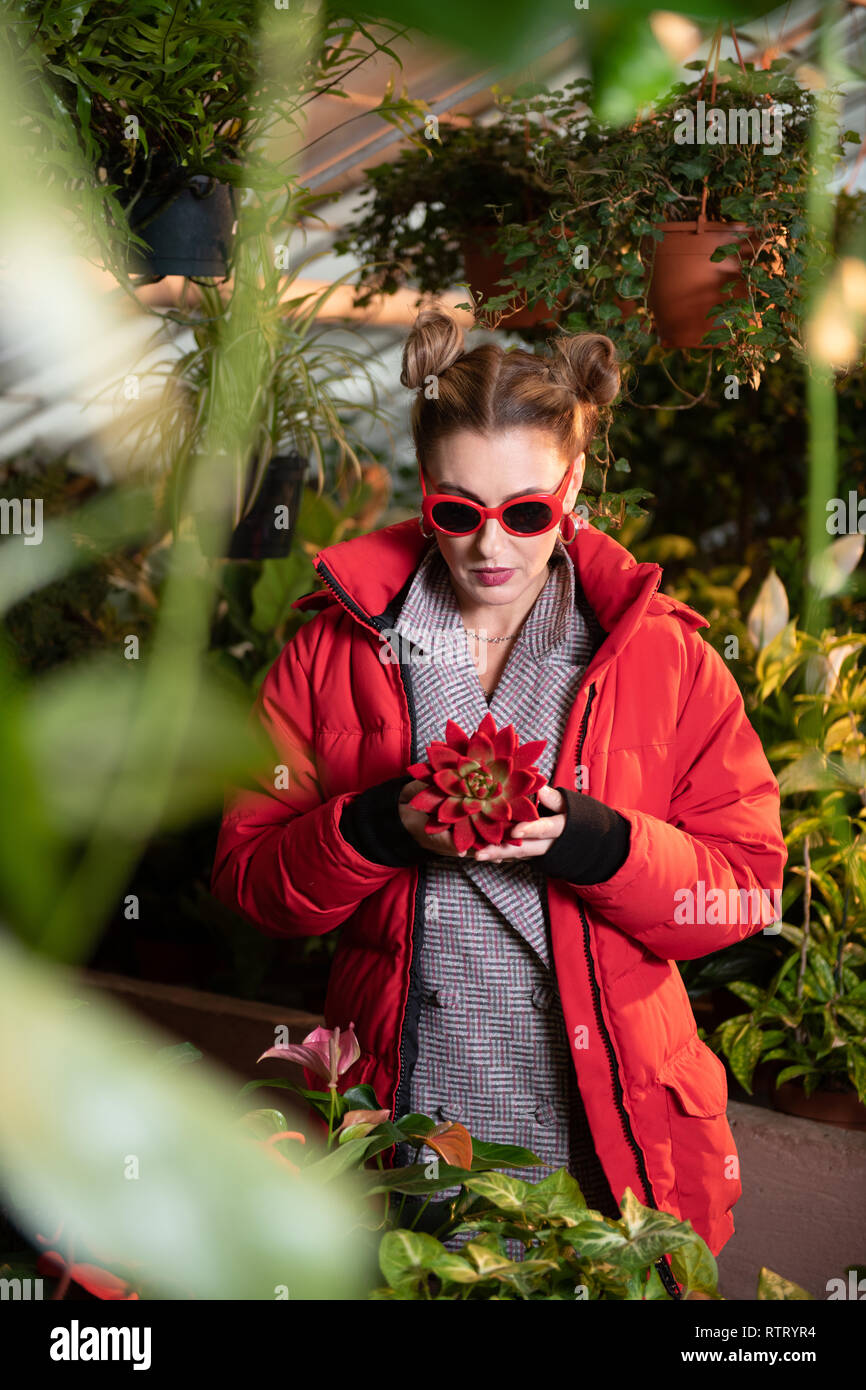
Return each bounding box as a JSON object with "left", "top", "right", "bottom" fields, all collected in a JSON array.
[{"left": 292, "top": 518, "right": 709, "bottom": 644}]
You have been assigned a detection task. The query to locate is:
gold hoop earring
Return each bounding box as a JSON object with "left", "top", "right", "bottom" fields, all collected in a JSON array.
[
  {"left": 418, "top": 514, "right": 435, "bottom": 539},
  {"left": 558, "top": 512, "right": 577, "bottom": 544}
]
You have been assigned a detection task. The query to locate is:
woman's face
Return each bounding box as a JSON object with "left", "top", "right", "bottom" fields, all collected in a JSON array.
[{"left": 422, "top": 428, "right": 585, "bottom": 610}]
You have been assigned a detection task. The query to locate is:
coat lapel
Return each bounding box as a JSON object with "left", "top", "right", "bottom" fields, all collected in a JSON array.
[{"left": 392, "top": 543, "right": 602, "bottom": 965}]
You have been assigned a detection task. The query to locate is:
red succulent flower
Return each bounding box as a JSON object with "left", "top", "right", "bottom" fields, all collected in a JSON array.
[{"left": 407, "top": 711, "right": 546, "bottom": 853}]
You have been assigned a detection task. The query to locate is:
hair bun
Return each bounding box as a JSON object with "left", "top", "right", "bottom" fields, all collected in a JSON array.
[
  {"left": 548, "top": 332, "right": 620, "bottom": 409},
  {"left": 400, "top": 307, "right": 465, "bottom": 391}
]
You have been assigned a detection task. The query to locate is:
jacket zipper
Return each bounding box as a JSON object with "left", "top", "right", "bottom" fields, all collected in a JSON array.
[
  {"left": 313, "top": 558, "right": 424, "bottom": 1140},
  {"left": 314, "top": 558, "right": 681, "bottom": 1296},
  {"left": 576, "top": 682, "right": 682, "bottom": 1300}
]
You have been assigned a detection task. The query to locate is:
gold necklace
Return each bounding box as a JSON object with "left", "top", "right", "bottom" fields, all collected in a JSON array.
[{"left": 464, "top": 628, "right": 520, "bottom": 643}]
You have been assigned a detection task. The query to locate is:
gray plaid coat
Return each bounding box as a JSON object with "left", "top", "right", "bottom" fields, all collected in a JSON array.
[{"left": 389, "top": 539, "right": 621, "bottom": 1247}]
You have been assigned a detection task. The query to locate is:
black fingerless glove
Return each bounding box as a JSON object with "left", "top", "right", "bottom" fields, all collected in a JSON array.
[
  {"left": 534, "top": 787, "right": 631, "bottom": 885},
  {"left": 339, "top": 775, "right": 430, "bottom": 868}
]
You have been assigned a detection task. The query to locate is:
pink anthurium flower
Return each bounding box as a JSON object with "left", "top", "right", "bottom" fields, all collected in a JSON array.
[{"left": 258, "top": 1022, "right": 361, "bottom": 1090}]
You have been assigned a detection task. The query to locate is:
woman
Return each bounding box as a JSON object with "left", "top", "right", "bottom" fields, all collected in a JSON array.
[{"left": 210, "top": 309, "right": 787, "bottom": 1288}]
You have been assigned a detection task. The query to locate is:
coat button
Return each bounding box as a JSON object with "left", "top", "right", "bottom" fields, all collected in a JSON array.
[
  {"left": 435, "top": 985, "right": 462, "bottom": 1008},
  {"left": 531, "top": 984, "right": 556, "bottom": 1010},
  {"left": 534, "top": 1104, "right": 554, "bottom": 1126},
  {"left": 422, "top": 985, "right": 462, "bottom": 1008}
]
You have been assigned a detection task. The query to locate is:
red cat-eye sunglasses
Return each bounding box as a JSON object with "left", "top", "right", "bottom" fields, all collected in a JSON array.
[{"left": 418, "top": 459, "right": 577, "bottom": 538}]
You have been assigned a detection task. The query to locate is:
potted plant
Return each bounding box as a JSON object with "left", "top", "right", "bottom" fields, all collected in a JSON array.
[
  {"left": 702, "top": 587, "right": 866, "bottom": 1127},
  {"left": 235, "top": 1023, "right": 812, "bottom": 1301},
  {"left": 706, "top": 922, "right": 866, "bottom": 1130},
  {"left": 9, "top": 2, "right": 422, "bottom": 283},
  {"left": 111, "top": 232, "right": 396, "bottom": 560},
  {"left": 7, "top": 0, "right": 264, "bottom": 278},
  {"left": 9, "top": 1022, "right": 812, "bottom": 1302},
  {"left": 492, "top": 58, "right": 862, "bottom": 389},
  {"left": 332, "top": 113, "right": 561, "bottom": 329}
]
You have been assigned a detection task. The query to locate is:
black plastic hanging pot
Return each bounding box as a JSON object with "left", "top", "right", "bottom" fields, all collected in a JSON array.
[
  {"left": 196, "top": 451, "right": 308, "bottom": 561},
  {"left": 126, "top": 172, "right": 238, "bottom": 279}
]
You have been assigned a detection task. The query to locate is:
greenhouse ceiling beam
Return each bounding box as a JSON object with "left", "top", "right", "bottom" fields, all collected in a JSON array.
[{"left": 301, "top": 25, "right": 576, "bottom": 192}]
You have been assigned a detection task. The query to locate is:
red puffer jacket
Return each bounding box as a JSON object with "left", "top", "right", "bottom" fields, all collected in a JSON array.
[{"left": 210, "top": 518, "right": 787, "bottom": 1260}]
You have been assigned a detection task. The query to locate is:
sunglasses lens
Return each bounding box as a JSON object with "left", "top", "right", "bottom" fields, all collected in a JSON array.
[
  {"left": 502, "top": 500, "right": 555, "bottom": 534},
  {"left": 431, "top": 500, "right": 481, "bottom": 533}
]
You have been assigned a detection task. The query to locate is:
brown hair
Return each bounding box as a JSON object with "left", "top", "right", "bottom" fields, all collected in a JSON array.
[{"left": 400, "top": 307, "right": 621, "bottom": 473}]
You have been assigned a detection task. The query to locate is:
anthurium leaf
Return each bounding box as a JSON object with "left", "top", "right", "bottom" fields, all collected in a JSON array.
[
  {"left": 237, "top": 1108, "right": 291, "bottom": 1140},
  {"left": 343, "top": 1084, "right": 383, "bottom": 1110},
  {"left": 354, "top": 1123, "right": 408, "bottom": 1159},
  {"left": 360, "top": 1162, "right": 476, "bottom": 1196},
  {"left": 306, "top": 1131, "right": 383, "bottom": 1180},
  {"left": 395, "top": 1113, "right": 437, "bottom": 1139},
  {"left": 469, "top": 1138, "right": 544, "bottom": 1169}
]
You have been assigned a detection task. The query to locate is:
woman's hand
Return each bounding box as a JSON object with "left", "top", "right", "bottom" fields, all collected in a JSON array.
[
  {"left": 398, "top": 780, "right": 566, "bottom": 862},
  {"left": 474, "top": 783, "right": 566, "bottom": 862},
  {"left": 397, "top": 779, "right": 472, "bottom": 859}
]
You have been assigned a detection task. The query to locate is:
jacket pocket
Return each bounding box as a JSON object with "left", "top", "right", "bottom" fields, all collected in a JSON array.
[
  {"left": 655, "top": 1033, "right": 739, "bottom": 1219},
  {"left": 656, "top": 1032, "right": 728, "bottom": 1116}
]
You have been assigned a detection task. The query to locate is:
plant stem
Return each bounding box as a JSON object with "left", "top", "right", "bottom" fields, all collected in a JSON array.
[
  {"left": 327, "top": 1085, "right": 336, "bottom": 1147},
  {"left": 795, "top": 836, "right": 812, "bottom": 1045}
]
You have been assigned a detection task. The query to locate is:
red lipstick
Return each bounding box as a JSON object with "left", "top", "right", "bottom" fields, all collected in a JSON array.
[{"left": 472, "top": 567, "right": 515, "bottom": 587}]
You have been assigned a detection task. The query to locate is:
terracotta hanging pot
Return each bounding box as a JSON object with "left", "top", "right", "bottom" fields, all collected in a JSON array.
[
  {"left": 772, "top": 1079, "right": 866, "bottom": 1131},
  {"left": 458, "top": 222, "right": 565, "bottom": 328},
  {"left": 640, "top": 214, "right": 785, "bottom": 349}
]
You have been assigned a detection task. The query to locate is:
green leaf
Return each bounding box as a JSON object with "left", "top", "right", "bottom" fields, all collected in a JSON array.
[
  {"left": 757, "top": 1267, "right": 813, "bottom": 1300},
  {"left": 24, "top": 652, "right": 265, "bottom": 838},
  {"left": 155, "top": 1040, "right": 203, "bottom": 1069},
  {"left": 360, "top": 1162, "right": 476, "bottom": 1196},
  {"left": 727, "top": 1020, "right": 765, "bottom": 1092},
  {"left": 725, "top": 980, "right": 765, "bottom": 1009},
  {"left": 463, "top": 1171, "right": 532, "bottom": 1211},
  {"left": 250, "top": 550, "right": 314, "bottom": 634},
  {"left": 522, "top": 1167, "right": 588, "bottom": 1226},
  {"left": 669, "top": 1236, "right": 721, "bottom": 1299},
  {"left": 342, "top": 1084, "right": 384, "bottom": 1110},
  {"left": 237, "top": 1108, "right": 291, "bottom": 1141},
  {"left": 0, "top": 934, "right": 372, "bottom": 1299},
  {"left": 395, "top": 1113, "right": 436, "bottom": 1139},
  {"left": 468, "top": 1138, "right": 544, "bottom": 1170},
  {"left": 671, "top": 157, "right": 712, "bottom": 181},
  {"left": 378, "top": 1229, "right": 441, "bottom": 1294},
  {"left": 306, "top": 1132, "right": 378, "bottom": 1181}
]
